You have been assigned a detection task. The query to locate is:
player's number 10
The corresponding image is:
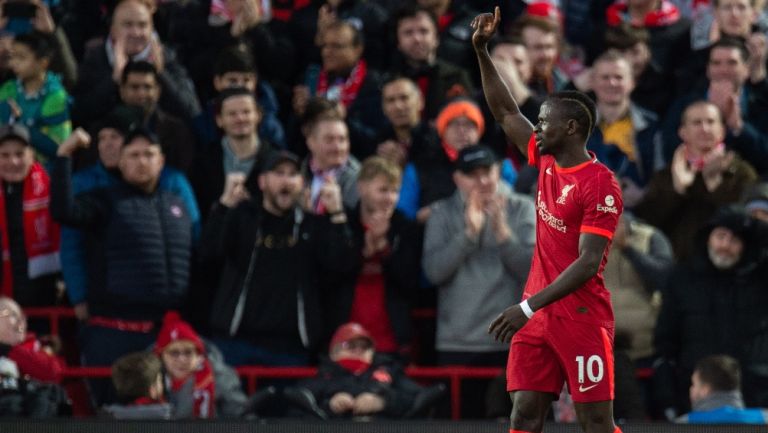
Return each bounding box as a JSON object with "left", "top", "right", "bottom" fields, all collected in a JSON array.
[{"left": 575, "top": 355, "right": 604, "bottom": 384}]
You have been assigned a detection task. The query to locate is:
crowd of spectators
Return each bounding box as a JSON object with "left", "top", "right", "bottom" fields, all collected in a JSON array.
[{"left": 1, "top": 0, "right": 768, "bottom": 423}]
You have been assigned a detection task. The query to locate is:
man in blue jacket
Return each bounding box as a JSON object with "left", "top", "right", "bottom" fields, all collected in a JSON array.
[
  {"left": 52, "top": 126, "right": 198, "bottom": 404},
  {"left": 677, "top": 354, "right": 768, "bottom": 424},
  {"left": 60, "top": 113, "right": 199, "bottom": 323}
]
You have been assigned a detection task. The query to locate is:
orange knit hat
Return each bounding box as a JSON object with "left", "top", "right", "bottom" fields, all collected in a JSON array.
[{"left": 435, "top": 99, "right": 485, "bottom": 138}]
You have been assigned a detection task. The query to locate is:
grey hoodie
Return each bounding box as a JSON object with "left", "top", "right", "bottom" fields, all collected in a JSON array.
[{"left": 423, "top": 183, "right": 536, "bottom": 352}]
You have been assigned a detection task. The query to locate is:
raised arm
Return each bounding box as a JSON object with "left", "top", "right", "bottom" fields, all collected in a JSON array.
[{"left": 472, "top": 7, "right": 534, "bottom": 158}]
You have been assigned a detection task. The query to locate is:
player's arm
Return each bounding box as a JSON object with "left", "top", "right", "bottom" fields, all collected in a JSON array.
[
  {"left": 525, "top": 233, "right": 608, "bottom": 311},
  {"left": 489, "top": 233, "right": 609, "bottom": 343},
  {"left": 472, "top": 7, "right": 534, "bottom": 158}
]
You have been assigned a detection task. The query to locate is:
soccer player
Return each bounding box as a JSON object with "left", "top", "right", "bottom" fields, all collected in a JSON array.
[{"left": 472, "top": 8, "right": 624, "bottom": 433}]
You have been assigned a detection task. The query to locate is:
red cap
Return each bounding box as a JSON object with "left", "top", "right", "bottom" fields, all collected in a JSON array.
[
  {"left": 155, "top": 311, "right": 205, "bottom": 355},
  {"left": 329, "top": 322, "right": 374, "bottom": 351},
  {"left": 526, "top": 2, "right": 563, "bottom": 26}
]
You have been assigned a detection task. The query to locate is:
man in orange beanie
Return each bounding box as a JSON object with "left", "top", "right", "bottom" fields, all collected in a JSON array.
[{"left": 397, "top": 97, "right": 517, "bottom": 222}]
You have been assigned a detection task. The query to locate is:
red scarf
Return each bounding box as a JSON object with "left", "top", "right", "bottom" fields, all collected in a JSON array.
[
  {"left": 606, "top": 0, "right": 681, "bottom": 27},
  {"left": 170, "top": 358, "right": 216, "bottom": 419},
  {"left": 441, "top": 141, "right": 459, "bottom": 162},
  {"left": 337, "top": 358, "right": 371, "bottom": 375},
  {"left": 317, "top": 60, "right": 368, "bottom": 108},
  {"left": 0, "top": 162, "right": 60, "bottom": 298}
]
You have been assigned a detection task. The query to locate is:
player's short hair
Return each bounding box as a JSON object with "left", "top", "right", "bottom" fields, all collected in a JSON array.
[
  {"left": 548, "top": 91, "right": 597, "bottom": 138},
  {"left": 324, "top": 20, "right": 364, "bottom": 48},
  {"left": 681, "top": 100, "right": 725, "bottom": 126},
  {"left": 710, "top": 36, "right": 751, "bottom": 63},
  {"left": 604, "top": 23, "right": 650, "bottom": 50},
  {"left": 593, "top": 49, "right": 631, "bottom": 68},
  {"left": 121, "top": 60, "right": 159, "bottom": 84},
  {"left": 215, "top": 87, "right": 257, "bottom": 115},
  {"left": 393, "top": 4, "right": 438, "bottom": 35},
  {"left": 301, "top": 97, "right": 345, "bottom": 136},
  {"left": 695, "top": 354, "right": 741, "bottom": 392},
  {"left": 13, "top": 31, "right": 55, "bottom": 60},
  {"left": 214, "top": 45, "right": 257, "bottom": 77},
  {"left": 358, "top": 156, "right": 402, "bottom": 186},
  {"left": 510, "top": 15, "right": 561, "bottom": 40},
  {"left": 112, "top": 352, "right": 162, "bottom": 402},
  {"left": 381, "top": 74, "right": 418, "bottom": 92}
]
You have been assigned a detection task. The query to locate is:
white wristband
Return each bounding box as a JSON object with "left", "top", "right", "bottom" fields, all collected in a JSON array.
[{"left": 520, "top": 299, "right": 535, "bottom": 319}]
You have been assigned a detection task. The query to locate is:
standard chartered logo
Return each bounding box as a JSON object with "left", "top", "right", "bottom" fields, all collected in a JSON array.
[{"left": 537, "top": 192, "right": 566, "bottom": 233}]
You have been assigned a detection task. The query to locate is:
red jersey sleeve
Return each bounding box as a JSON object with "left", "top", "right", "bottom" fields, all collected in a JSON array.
[
  {"left": 579, "top": 169, "right": 623, "bottom": 239},
  {"left": 527, "top": 133, "right": 539, "bottom": 168}
]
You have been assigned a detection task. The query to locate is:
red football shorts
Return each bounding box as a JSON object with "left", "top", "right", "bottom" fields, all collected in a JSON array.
[{"left": 506, "top": 313, "right": 615, "bottom": 403}]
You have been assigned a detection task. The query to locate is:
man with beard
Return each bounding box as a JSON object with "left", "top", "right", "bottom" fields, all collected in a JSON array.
[
  {"left": 200, "top": 151, "right": 356, "bottom": 366},
  {"left": 654, "top": 206, "right": 768, "bottom": 417}
]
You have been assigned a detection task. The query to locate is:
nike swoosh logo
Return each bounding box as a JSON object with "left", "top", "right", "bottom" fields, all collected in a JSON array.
[
  {"left": 579, "top": 384, "right": 598, "bottom": 392},
  {"left": 545, "top": 167, "right": 552, "bottom": 175}
]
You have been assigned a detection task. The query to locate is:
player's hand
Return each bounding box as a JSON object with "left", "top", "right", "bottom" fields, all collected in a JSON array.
[
  {"left": 464, "top": 190, "right": 485, "bottom": 239},
  {"left": 318, "top": 175, "right": 344, "bottom": 214},
  {"left": 220, "top": 173, "right": 250, "bottom": 208},
  {"left": 57, "top": 128, "right": 91, "bottom": 157},
  {"left": 329, "top": 392, "right": 355, "bottom": 414},
  {"left": 670, "top": 146, "right": 695, "bottom": 195},
  {"left": 471, "top": 6, "right": 501, "bottom": 50},
  {"left": 376, "top": 140, "right": 407, "bottom": 167},
  {"left": 488, "top": 303, "right": 528, "bottom": 343},
  {"left": 486, "top": 194, "right": 511, "bottom": 243},
  {"left": 111, "top": 33, "right": 129, "bottom": 84},
  {"left": 353, "top": 392, "right": 385, "bottom": 415}
]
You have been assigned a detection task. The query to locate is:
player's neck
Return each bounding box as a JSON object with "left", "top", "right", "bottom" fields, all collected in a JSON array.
[{"left": 554, "top": 147, "right": 592, "bottom": 168}]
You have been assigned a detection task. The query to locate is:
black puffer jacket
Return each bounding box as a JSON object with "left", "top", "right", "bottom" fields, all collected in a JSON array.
[
  {"left": 654, "top": 207, "right": 768, "bottom": 410},
  {"left": 51, "top": 157, "right": 194, "bottom": 321}
]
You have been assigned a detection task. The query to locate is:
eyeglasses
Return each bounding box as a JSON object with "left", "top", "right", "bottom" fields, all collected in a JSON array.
[{"left": 164, "top": 348, "right": 198, "bottom": 358}]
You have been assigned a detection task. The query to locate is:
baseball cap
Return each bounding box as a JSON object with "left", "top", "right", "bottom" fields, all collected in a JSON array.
[
  {"left": 455, "top": 145, "right": 497, "bottom": 173},
  {"left": 264, "top": 150, "right": 301, "bottom": 171},
  {"left": 526, "top": 2, "right": 564, "bottom": 26},
  {"left": 0, "top": 124, "right": 31, "bottom": 146},
  {"left": 329, "top": 322, "right": 374, "bottom": 352},
  {"left": 123, "top": 126, "right": 160, "bottom": 148}
]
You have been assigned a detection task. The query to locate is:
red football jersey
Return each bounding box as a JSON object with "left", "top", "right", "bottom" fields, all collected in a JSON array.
[{"left": 524, "top": 136, "right": 623, "bottom": 327}]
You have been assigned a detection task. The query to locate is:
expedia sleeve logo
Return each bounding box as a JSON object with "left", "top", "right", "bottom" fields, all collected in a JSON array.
[{"left": 596, "top": 195, "right": 618, "bottom": 214}]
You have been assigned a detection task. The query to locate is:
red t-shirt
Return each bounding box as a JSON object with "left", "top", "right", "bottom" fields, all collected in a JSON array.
[
  {"left": 350, "top": 255, "right": 398, "bottom": 353},
  {"left": 525, "top": 137, "right": 623, "bottom": 327}
]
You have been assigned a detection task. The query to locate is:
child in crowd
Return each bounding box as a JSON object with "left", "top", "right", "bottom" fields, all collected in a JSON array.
[
  {"left": 154, "top": 311, "right": 246, "bottom": 419},
  {"left": 0, "top": 31, "right": 71, "bottom": 161},
  {"left": 103, "top": 352, "right": 171, "bottom": 420}
]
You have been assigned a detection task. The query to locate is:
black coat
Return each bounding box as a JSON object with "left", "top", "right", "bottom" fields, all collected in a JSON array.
[
  {"left": 301, "top": 353, "right": 422, "bottom": 418},
  {"left": 654, "top": 220, "right": 768, "bottom": 410},
  {"left": 200, "top": 201, "right": 356, "bottom": 353},
  {"left": 51, "top": 157, "right": 193, "bottom": 321},
  {"left": 322, "top": 207, "right": 423, "bottom": 352}
]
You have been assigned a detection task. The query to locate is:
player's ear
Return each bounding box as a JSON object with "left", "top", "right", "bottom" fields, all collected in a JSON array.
[{"left": 566, "top": 118, "right": 578, "bottom": 136}]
